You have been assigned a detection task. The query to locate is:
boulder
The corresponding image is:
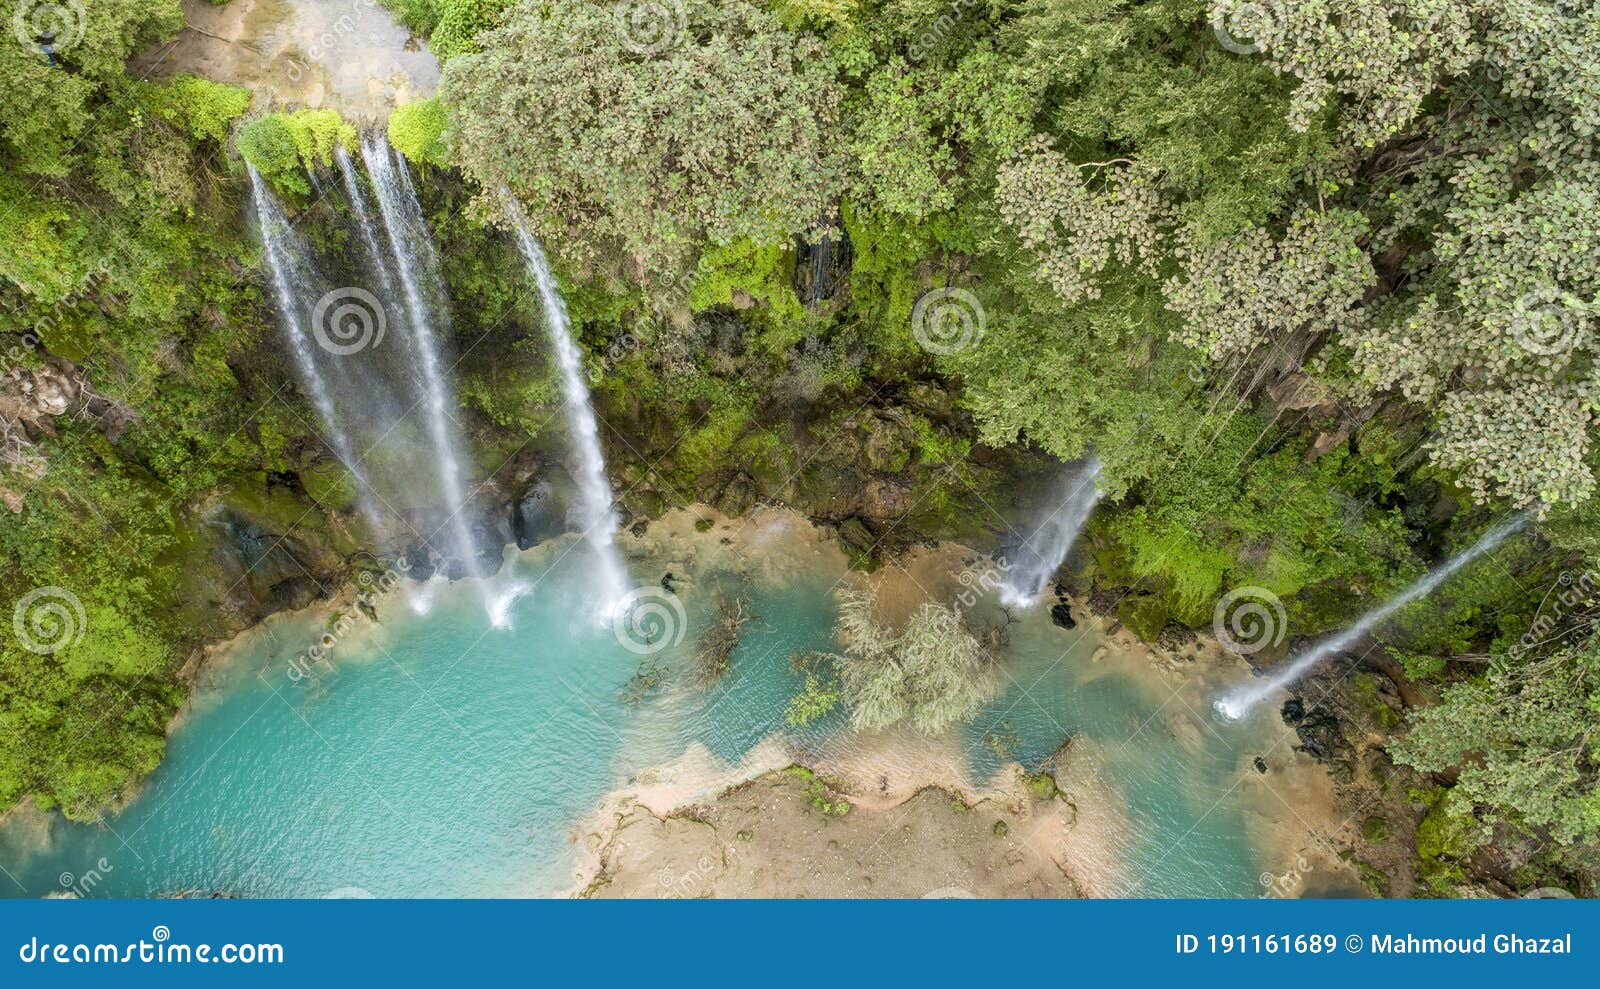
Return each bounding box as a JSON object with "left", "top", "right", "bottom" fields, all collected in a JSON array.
[{"left": 1049, "top": 603, "right": 1076, "bottom": 630}]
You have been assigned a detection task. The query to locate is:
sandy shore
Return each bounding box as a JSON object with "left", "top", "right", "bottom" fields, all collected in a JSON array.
[
  {"left": 572, "top": 739, "right": 1089, "bottom": 899},
  {"left": 562, "top": 514, "right": 1357, "bottom": 898}
]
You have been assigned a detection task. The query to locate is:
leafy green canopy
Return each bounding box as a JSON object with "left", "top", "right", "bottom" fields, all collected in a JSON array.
[
  {"left": 0, "top": 3, "right": 279, "bottom": 817},
  {"left": 388, "top": 97, "right": 451, "bottom": 169},
  {"left": 440, "top": 0, "right": 841, "bottom": 276},
  {"left": 1394, "top": 633, "right": 1600, "bottom": 846},
  {"left": 236, "top": 110, "right": 358, "bottom": 196}
]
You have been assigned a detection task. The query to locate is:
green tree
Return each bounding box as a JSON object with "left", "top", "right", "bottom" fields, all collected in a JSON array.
[
  {"left": 1393, "top": 634, "right": 1600, "bottom": 845},
  {"left": 825, "top": 588, "right": 998, "bottom": 735},
  {"left": 441, "top": 0, "right": 842, "bottom": 276}
]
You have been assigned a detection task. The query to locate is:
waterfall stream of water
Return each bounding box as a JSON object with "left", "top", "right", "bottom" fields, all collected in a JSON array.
[
  {"left": 1000, "top": 458, "right": 1104, "bottom": 608},
  {"left": 505, "top": 203, "right": 632, "bottom": 613},
  {"left": 359, "top": 136, "right": 486, "bottom": 589},
  {"left": 1215, "top": 514, "right": 1528, "bottom": 720},
  {"left": 248, "top": 166, "right": 387, "bottom": 537}
]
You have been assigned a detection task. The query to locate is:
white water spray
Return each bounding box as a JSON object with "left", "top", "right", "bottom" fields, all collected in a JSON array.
[
  {"left": 335, "top": 147, "right": 399, "bottom": 302},
  {"left": 504, "top": 200, "right": 632, "bottom": 613},
  {"left": 1000, "top": 458, "right": 1104, "bottom": 608},
  {"left": 248, "top": 166, "right": 387, "bottom": 537},
  {"left": 1215, "top": 514, "right": 1528, "bottom": 720},
  {"left": 360, "top": 136, "right": 483, "bottom": 585}
]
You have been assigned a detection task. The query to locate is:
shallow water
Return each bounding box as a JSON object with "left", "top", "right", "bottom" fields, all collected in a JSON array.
[
  {"left": 0, "top": 522, "right": 1301, "bottom": 898},
  {"left": 139, "top": 0, "right": 439, "bottom": 118}
]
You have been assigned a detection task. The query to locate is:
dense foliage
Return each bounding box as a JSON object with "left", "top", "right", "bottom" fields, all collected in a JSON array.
[
  {"left": 2, "top": 0, "right": 1597, "bottom": 891},
  {"left": 0, "top": 1, "right": 280, "bottom": 817},
  {"left": 441, "top": 0, "right": 841, "bottom": 276}
]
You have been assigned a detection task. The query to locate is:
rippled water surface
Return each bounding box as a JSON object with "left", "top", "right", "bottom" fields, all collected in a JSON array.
[{"left": 1, "top": 528, "right": 1293, "bottom": 898}]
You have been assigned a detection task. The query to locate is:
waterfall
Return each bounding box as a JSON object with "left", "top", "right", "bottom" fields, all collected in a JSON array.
[
  {"left": 1215, "top": 514, "right": 1528, "bottom": 720},
  {"left": 247, "top": 166, "right": 386, "bottom": 537},
  {"left": 504, "top": 201, "right": 632, "bottom": 612},
  {"left": 359, "top": 135, "right": 484, "bottom": 585},
  {"left": 1000, "top": 458, "right": 1104, "bottom": 608},
  {"left": 334, "top": 147, "right": 399, "bottom": 303}
]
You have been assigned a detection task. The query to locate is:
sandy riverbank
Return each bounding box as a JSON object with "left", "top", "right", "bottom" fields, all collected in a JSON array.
[{"left": 566, "top": 516, "right": 1360, "bottom": 898}]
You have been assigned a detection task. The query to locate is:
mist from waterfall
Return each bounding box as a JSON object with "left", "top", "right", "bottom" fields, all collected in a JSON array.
[
  {"left": 250, "top": 142, "right": 519, "bottom": 624},
  {"left": 504, "top": 202, "right": 632, "bottom": 613},
  {"left": 1000, "top": 458, "right": 1104, "bottom": 608},
  {"left": 1215, "top": 514, "right": 1529, "bottom": 720},
  {"left": 359, "top": 136, "right": 486, "bottom": 588},
  {"left": 248, "top": 165, "right": 387, "bottom": 538}
]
